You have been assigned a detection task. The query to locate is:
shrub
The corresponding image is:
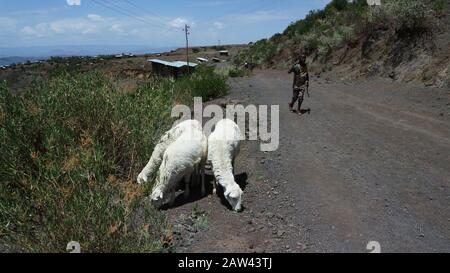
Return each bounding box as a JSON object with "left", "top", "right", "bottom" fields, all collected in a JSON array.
[
  {"left": 432, "top": 0, "right": 447, "bottom": 16},
  {"left": 367, "top": 0, "right": 437, "bottom": 35},
  {"left": 284, "top": 9, "right": 326, "bottom": 38},
  {"left": 302, "top": 32, "right": 320, "bottom": 55},
  {"left": 327, "top": 0, "right": 349, "bottom": 12},
  {"left": 228, "top": 66, "right": 247, "bottom": 78},
  {"left": 182, "top": 65, "right": 229, "bottom": 99},
  {"left": 241, "top": 40, "right": 276, "bottom": 65}
]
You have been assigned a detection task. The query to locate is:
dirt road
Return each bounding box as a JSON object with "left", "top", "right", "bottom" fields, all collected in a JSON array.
[{"left": 169, "top": 69, "right": 450, "bottom": 253}]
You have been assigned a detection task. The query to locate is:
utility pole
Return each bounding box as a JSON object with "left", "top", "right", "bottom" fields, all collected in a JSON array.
[{"left": 184, "top": 24, "right": 191, "bottom": 74}]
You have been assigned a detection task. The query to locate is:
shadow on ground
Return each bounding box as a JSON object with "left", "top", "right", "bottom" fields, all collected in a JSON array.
[{"left": 160, "top": 172, "right": 248, "bottom": 211}]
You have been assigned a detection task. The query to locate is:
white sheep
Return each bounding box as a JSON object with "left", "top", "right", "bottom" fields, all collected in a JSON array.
[
  {"left": 151, "top": 126, "right": 208, "bottom": 207},
  {"left": 137, "top": 119, "right": 202, "bottom": 185},
  {"left": 208, "top": 119, "right": 243, "bottom": 212}
]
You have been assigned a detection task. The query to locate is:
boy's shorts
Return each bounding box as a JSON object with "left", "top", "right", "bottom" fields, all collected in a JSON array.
[{"left": 293, "top": 87, "right": 306, "bottom": 101}]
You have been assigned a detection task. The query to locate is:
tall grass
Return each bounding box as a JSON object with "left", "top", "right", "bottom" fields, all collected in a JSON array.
[
  {"left": 215, "top": 65, "right": 248, "bottom": 78},
  {"left": 0, "top": 66, "right": 228, "bottom": 252}
]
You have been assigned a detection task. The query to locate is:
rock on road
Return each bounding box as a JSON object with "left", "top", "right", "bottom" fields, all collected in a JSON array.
[{"left": 169, "top": 69, "right": 450, "bottom": 253}]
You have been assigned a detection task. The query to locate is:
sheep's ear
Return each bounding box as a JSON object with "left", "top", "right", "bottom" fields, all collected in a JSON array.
[{"left": 159, "top": 192, "right": 163, "bottom": 199}]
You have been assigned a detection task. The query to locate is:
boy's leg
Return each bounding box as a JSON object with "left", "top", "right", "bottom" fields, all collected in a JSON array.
[
  {"left": 297, "top": 90, "right": 304, "bottom": 113},
  {"left": 289, "top": 89, "right": 299, "bottom": 112},
  {"left": 297, "top": 88, "right": 307, "bottom": 115}
]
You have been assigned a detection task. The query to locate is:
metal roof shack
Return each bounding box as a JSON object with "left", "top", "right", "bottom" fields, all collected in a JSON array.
[
  {"left": 196, "top": 57, "right": 209, "bottom": 63},
  {"left": 171, "top": 61, "right": 198, "bottom": 68},
  {"left": 148, "top": 59, "right": 198, "bottom": 77},
  {"left": 219, "top": 50, "right": 229, "bottom": 56}
]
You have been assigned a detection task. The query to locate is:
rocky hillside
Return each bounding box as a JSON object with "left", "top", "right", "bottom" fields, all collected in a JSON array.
[{"left": 235, "top": 0, "right": 449, "bottom": 88}]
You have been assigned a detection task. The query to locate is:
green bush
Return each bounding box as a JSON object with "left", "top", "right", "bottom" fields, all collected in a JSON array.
[
  {"left": 284, "top": 9, "right": 328, "bottom": 38},
  {"left": 432, "top": 0, "right": 447, "bottom": 16},
  {"left": 367, "top": 0, "right": 437, "bottom": 35},
  {"left": 236, "top": 39, "right": 278, "bottom": 66},
  {"left": 0, "top": 68, "right": 228, "bottom": 252},
  {"left": 182, "top": 65, "right": 229, "bottom": 100},
  {"left": 228, "top": 66, "right": 247, "bottom": 78},
  {"left": 327, "top": 0, "right": 349, "bottom": 12}
]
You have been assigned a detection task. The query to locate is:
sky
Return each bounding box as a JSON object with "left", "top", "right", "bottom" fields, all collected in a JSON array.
[{"left": 0, "top": 0, "right": 330, "bottom": 52}]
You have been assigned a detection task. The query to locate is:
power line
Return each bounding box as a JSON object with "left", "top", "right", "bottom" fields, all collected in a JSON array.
[
  {"left": 110, "top": 0, "right": 178, "bottom": 31},
  {"left": 120, "top": 0, "right": 184, "bottom": 33},
  {"left": 121, "top": 0, "right": 163, "bottom": 19},
  {"left": 97, "top": 0, "right": 178, "bottom": 31},
  {"left": 89, "top": 0, "right": 179, "bottom": 33},
  {"left": 90, "top": 0, "right": 158, "bottom": 27}
]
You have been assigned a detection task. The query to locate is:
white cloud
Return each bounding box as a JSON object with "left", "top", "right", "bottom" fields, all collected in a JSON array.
[
  {"left": 67, "top": 0, "right": 81, "bottom": 6},
  {"left": 168, "top": 17, "right": 192, "bottom": 29},
  {"left": 50, "top": 19, "right": 98, "bottom": 34},
  {"left": 17, "top": 13, "right": 202, "bottom": 45},
  {"left": 87, "top": 14, "right": 103, "bottom": 21},
  {"left": 21, "top": 14, "right": 105, "bottom": 37},
  {"left": 213, "top": 22, "right": 224, "bottom": 29},
  {"left": 111, "top": 24, "right": 124, "bottom": 33},
  {"left": 21, "top": 23, "right": 49, "bottom": 37}
]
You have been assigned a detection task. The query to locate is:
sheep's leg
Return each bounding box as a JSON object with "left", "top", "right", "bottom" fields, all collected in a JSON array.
[
  {"left": 201, "top": 169, "right": 205, "bottom": 197},
  {"left": 232, "top": 158, "right": 236, "bottom": 176},
  {"left": 137, "top": 165, "right": 150, "bottom": 184},
  {"left": 168, "top": 190, "right": 176, "bottom": 207},
  {"left": 184, "top": 174, "right": 191, "bottom": 199},
  {"left": 138, "top": 143, "right": 168, "bottom": 185},
  {"left": 202, "top": 171, "right": 206, "bottom": 196},
  {"left": 195, "top": 164, "right": 200, "bottom": 186},
  {"left": 200, "top": 160, "right": 206, "bottom": 197},
  {"left": 212, "top": 177, "right": 217, "bottom": 196}
]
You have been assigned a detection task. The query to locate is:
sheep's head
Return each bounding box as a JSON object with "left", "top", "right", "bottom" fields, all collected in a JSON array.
[
  {"left": 151, "top": 188, "right": 163, "bottom": 201},
  {"left": 150, "top": 187, "right": 165, "bottom": 208},
  {"left": 224, "top": 185, "right": 243, "bottom": 212}
]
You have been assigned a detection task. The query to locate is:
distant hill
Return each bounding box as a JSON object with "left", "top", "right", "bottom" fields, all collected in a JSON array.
[
  {"left": 0, "top": 45, "right": 176, "bottom": 66},
  {"left": 235, "top": 0, "right": 449, "bottom": 88},
  {"left": 0, "top": 57, "right": 41, "bottom": 66}
]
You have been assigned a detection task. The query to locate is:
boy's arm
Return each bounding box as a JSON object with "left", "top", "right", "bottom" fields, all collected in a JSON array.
[{"left": 288, "top": 65, "right": 294, "bottom": 74}]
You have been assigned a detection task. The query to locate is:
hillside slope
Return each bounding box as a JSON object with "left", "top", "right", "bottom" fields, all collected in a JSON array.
[{"left": 235, "top": 0, "right": 449, "bottom": 88}]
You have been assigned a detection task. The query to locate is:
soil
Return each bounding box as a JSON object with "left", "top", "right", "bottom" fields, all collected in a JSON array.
[{"left": 168, "top": 69, "right": 450, "bottom": 253}]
